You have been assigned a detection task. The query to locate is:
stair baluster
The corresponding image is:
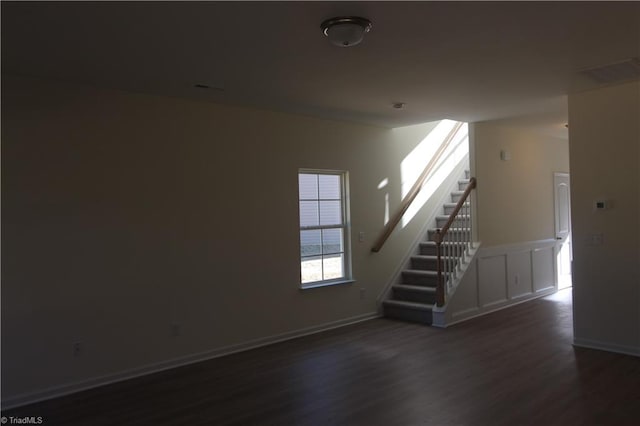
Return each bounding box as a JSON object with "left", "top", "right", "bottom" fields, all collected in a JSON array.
[
  {"left": 434, "top": 177, "right": 477, "bottom": 307},
  {"left": 382, "top": 172, "right": 476, "bottom": 324}
]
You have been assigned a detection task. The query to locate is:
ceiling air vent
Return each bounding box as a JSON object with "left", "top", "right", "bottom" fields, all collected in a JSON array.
[{"left": 579, "top": 57, "right": 640, "bottom": 84}]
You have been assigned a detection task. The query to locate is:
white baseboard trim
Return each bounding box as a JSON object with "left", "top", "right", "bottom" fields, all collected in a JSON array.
[
  {"left": 481, "top": 298, "right": 509, "bottom": 309},
  {"left": 443, "top": 288, "right": 556, "bottom": 328},
  {"left": 451, "top": 306, "right": 480, "bottom": 319},
  {"left": 2, "top": 312, "right": 380, "bottom": 410},
  {"left": 573, "top": 338, "right": 640, "bottom": 358}
]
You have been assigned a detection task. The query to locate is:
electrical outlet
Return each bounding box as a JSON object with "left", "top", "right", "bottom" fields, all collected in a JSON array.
[
  {"left": 358, "top": 232, "right": 365, "bottom": 242},
  {"left": 73, "top": 342, "right": 82, "bottom": 358}
]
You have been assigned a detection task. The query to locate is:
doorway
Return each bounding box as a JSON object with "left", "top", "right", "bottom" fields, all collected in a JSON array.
[{"left": 554, "top": 172, "right": 572, "bottom": 289}]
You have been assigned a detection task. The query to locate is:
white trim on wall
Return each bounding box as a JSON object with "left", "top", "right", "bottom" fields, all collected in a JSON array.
[
  {"left": 1, "top": 312, "right": 379, "bottom": 410},
  {"left": 573, "top": 338, "right": 640, "bottom": 358},
  {"left": 435, "top": 238, "right": 559, "bottom": 327}
]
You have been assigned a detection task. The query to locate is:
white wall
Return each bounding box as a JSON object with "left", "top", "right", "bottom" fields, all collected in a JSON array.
[
  {"left": 1, "top": 75, "right": 447, "bottom": 404},
  {"left": 471, "top": 120, "right": 570, "bottom": 247},
  {"left": 568, "top": 81, "right": 640, "bottom": 356}
]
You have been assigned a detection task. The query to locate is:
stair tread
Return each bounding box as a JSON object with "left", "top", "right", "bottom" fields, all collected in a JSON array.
[
  {"left": 436, "top": 215, "right": 471, "bottom": 219},
  {"left": 403, "top": 269, "right": 438, "bottom": 276},
  {"left": 393, "top": 284, "right": 437, "bottom": 293},
  {"left": 420, "top": 241, "right": 467, "bottom": 247},
  {"left": 411, "top": 254, "right": 457, "bottom": 261},
  {"left": 383, "top": 299, "right": 434, "bottom": 310}
]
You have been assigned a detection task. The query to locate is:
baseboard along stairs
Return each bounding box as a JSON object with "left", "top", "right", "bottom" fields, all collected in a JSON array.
[{"left": 383, "top": 170, "right": 473, "bottom": 325}]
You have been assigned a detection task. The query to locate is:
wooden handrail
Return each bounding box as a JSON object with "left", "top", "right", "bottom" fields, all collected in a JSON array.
[
  {"left": 371, "top": 122, "right": 464, "bottom": 253},
  {"left": 435, "top": 177, "right": 476, "bottom": 307}
]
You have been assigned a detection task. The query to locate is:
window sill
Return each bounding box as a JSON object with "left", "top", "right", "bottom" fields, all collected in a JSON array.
[{"left": 300, "top": 279, "right": 355, "bottom": 290}]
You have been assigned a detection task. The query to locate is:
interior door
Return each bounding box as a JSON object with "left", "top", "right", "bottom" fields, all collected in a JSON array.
[
  {"left": 554, "top": 173, "right": 571, "bottom": 241},
  {"left": 554, "top": 172, "right": 572, "bottom": 289}
]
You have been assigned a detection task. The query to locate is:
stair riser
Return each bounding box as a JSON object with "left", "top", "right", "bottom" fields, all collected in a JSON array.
[
  {"left": 444, "top": 203, "right": 469, "bottom": 215},
  {"left": 401, "top": 272, "right": 439, "bottom": 286},
  {"left": 411, "top": 257, "right": 442, "bottom": 270},
  {"left": 436, "top": 217, "right": 469, "bottom": 228},
  {"left": 419, "top": 243, "right": 467, "bottom": 256},
  {"left": 412, "top": 257, "right": 460, "bottom": 271},
  {"left": 393, "top": 288, "right": 437, "bottom": 304},
  {"left": 384, "top": 305, "right": 432, "bottom": 325},
  {"left": 419, "top": 244, "right": 437, "bottom": 256},
  {"left": 458, "top": 181, "right": 470, "bottom": 191},
  {"left": 451, "top": 193, "right": 464, "bottom": 203},
  {"left": 428, "top": 230, "right": 470, "bottom": 241}
]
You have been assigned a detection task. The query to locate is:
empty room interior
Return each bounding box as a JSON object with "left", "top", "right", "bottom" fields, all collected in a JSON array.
[{"left": 2, "top": 2, "right": 639, "bottom": 425}]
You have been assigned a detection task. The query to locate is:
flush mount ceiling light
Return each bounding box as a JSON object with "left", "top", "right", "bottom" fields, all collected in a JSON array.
[{"left": 321, "top": 16, "right": 372, "bottom": 47}]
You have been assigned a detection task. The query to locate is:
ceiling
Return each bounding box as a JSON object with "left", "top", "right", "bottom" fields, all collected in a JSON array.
[{"left": 2, "top": 2, "right": 639, "bottom": 136}]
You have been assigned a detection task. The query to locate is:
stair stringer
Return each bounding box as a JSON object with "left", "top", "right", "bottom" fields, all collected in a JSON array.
[
  {"left": 431, "top": 241, "right": 482, "bottom": 328},
  {"left": 376, "top": 155, "right": 470, "bottom": 314}
]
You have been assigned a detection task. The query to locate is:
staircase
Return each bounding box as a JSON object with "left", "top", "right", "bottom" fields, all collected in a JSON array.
[{"left": 383, "top": 170, "right": 472, "bottom": 325}]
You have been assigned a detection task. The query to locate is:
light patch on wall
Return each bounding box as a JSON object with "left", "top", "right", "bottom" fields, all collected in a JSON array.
[
  {"left": 400, "top": 120, "right": 469, "bottom": 227},
  {"left": 377, "top": 178, "right": 390, "bottom": 225},
  {"left": 400, "top": 120, "right": 454, "bottom": 199},
  {"left": 384, "top": 193, "right": 390, "bottom": 225}
]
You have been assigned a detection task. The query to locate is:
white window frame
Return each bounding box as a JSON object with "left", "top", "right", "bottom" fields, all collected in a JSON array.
[{"left": 298, "top": 169, "right": 353, "bottom": 289}]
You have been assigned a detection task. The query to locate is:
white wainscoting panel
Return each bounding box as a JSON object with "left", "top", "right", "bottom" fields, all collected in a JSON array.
[
  {"left": 443, "top": 239, "right": 559, "bottom": 327},
  {"left": 478, "top": 255, "right": 508, "bottom": 307},
  {"left": 449, "top": 260, "right": 479, "bottom": 316},
  {"left": 507, "top": 250, "right": 533, "bottom": 299},
  {"left": 532, "top": 246, "right": 556, "bottom": 292}
]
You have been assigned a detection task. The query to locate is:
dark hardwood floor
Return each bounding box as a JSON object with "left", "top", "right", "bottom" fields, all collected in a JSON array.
[{"left": 3, "top": 289, "right": 640, "bottom": 425}]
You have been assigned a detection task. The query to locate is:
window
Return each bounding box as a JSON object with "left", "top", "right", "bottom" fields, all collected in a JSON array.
[{"left": 298, "top": 170, "right": 351, "bottom": 288}]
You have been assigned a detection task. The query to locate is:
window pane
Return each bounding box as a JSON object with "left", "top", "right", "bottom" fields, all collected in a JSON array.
[
  {"left": 318, "top": 174, "right": 340, "bottom": 199},
  {"left": 322, "top": 228, "right": 343, "bottom": 254},
  {"left": 299, "top": 170, "right": 350, "bottom": 286},
  {"left": 323, "top": 254, "right": 344, "bottom": 280},
  {"left": 298, "top": 174, "right": 318, "bottom": 200},
  {"left": 301, "top": 256, "right": 322, "bottom": 284},
  {"left": 319, "top": 200, "right": 342, "bottom": 226},
  {"left": 299, "top": 201, "right": 319, "bottom": 227},
  {"left": 300, "top": 230, "right": 322, "bottom": 256}
]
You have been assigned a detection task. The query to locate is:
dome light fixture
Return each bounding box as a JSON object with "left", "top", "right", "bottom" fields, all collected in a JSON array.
[{"left": 321, "top": 16, "right": 372, "bottom": 47}]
